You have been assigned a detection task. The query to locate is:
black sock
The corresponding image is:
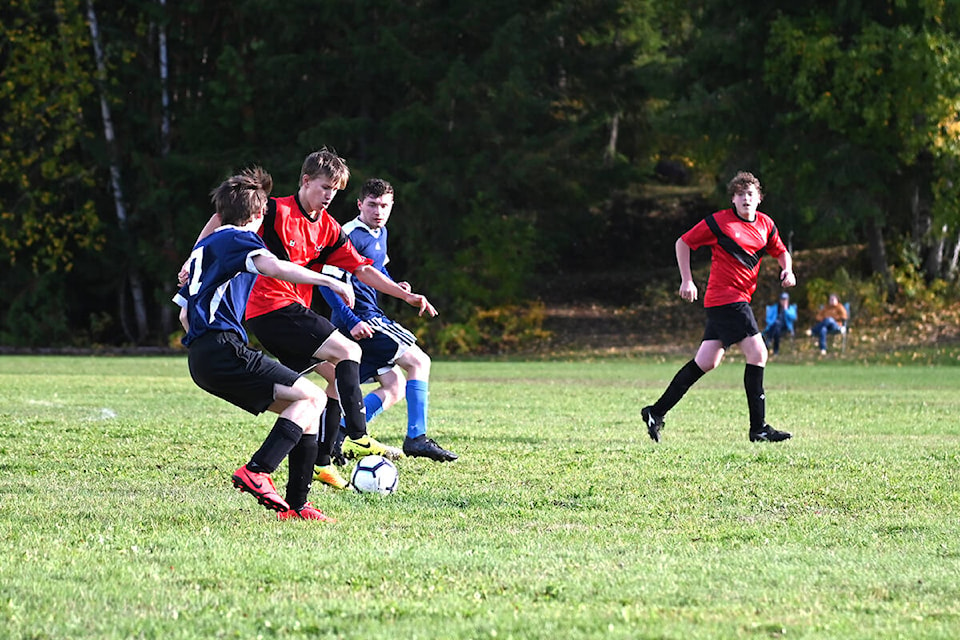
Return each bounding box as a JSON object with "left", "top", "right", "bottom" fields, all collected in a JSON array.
[
  {"left": 247, "top": 416, "right": 303, "bottom": 473},
  {"left": 285, "top": 431, "right": 318, "bottom": 510},
  {"left": 315, "top": 397, "right": 341, "bottom": 467},
  {"left": 652, "top": 359, "right": 705, "bottom": 416},
  {"left": 335, "top": 360, "right": 367, "bottom": 439},
  {"left": 744, "top": 364, "right": 766, "bottom": 432}
]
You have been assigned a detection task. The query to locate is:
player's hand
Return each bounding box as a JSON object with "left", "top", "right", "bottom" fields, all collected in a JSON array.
[
  {"left": 350, "top": 321, "right": 374, "bottom": 340},
  {"left": 177, "top": 260, "right": 190, "bottom": 286},
  {"left": 334, "top": 282, "right": 356, "bottom": 309},
  {"left": 408, "top": 293, "right": 438, "bottom": 317},
  {"left": 780, "top": 270, "right": 797, "bottom": 288},
  {"left": 679, "top": 280, "right": 698, "bottom": 303},
  {"left": 397, "top": 281, "right": 412, "bottom": 293}
]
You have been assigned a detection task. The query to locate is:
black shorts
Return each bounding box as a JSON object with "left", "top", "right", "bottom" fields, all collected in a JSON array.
[
  {"left": 246, "top": 303, "right": 338, "bottom": 373},
  {"left": 187, "top": 331, "right": 301, "bottom": 415},
  {"left": 702, "top": 302, "right": 760, "bottom": 348}
]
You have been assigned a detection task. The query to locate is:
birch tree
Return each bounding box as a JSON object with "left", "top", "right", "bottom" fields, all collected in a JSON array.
[{"left": 86, "top": 0, "right": 149, "bottom": 341}]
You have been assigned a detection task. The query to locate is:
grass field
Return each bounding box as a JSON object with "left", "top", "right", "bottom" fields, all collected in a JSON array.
[{"left": 1, "top": 355, "right": 958, "bottom": 639}]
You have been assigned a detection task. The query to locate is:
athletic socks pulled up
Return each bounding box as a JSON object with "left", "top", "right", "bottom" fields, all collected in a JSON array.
[{"left": 651, "top": 359, "right": 706, "bottom": 417}]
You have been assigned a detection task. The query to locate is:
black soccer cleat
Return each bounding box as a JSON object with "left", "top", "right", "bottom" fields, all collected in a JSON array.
[
  {"left": 403, "top": 435, "right": 458, "bottom": 462},
  {"left": 749, "top": 424, "right": 792, "bottom": 443},
  {"left": 641, "top": 406, "right": 665, "bottom": 443}
]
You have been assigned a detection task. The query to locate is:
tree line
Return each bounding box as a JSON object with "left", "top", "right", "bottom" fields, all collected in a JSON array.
[{"left": 2, "top": 0, "right": 959, "bottom": 349}]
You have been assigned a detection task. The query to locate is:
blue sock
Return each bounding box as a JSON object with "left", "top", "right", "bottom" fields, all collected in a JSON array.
[
  {"left": 406, "top": 379, "right": 428, "bottom": 439},
  {"left": 339, "top": 393, "right": 384, "bottom": 429}
]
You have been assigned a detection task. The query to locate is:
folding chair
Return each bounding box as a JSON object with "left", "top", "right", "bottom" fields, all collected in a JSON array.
[
  {"left": 829, "top": 302, "right": 852, "bottom": 353},
  {"left": 840, "top": 302, "right": 851, "bottom": 353}
]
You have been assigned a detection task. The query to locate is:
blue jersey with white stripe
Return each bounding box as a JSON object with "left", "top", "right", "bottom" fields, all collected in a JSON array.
[
  {"left": 320, "top": 218, "right": 390, "bottom": 331},
  {"left": 173, "top": 226, "right": 270, "bottom": 346}
]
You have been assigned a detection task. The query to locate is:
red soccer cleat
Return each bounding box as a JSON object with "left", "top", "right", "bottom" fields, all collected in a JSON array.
[
  {"left": 277, "top": 502, "right": 337, "bottom": 523},
  {"left": 231, "top": 465, "right": 289, "bottom": 513}
]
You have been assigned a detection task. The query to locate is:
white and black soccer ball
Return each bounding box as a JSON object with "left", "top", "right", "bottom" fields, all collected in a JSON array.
[{"left": 350, "top": 455, "right": 399, "bottom": 495}]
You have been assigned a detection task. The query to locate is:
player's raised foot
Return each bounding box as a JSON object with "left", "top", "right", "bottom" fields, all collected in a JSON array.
[
  {"left": 641, "top": 406, "right": 665, "bottom": 443},
  {"left": 277, "top": 502, "right": 336, "bottom": 523},
  {"left": 749, "top": 425, "right": 793, "bottom": 443},
  {"left": 403, "top": 435, "right": 458, "bottom": 462},
  {"left": 341, "top": 434, "right": 405, "bottom": 461},
  {"left": 231, "top": 465, "right": 289, "bottom": 512},
  {"left": 313, "top": 464, "right": 350, "bottom": 490}
]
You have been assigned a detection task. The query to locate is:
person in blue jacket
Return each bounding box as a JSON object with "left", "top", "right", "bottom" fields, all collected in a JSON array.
[{"left": 763, "top": 292, "right": 797, "bottom": 355}]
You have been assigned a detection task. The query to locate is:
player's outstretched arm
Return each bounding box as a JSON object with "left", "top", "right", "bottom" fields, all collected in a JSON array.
[
  {"left": 253, "top": 254, "right": 355, "bottom": 308},
  {"left": 354, "top": 264, "right": 437, "bottom": 317}
]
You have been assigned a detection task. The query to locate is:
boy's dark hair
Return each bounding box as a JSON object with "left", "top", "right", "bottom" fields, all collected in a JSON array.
[
  {"left": 211, "top": 166, "right": 273, "bottom": 226},
  {"left": 300, "top": 147, "right": 350, "bottom": 190},
  {"left": 727, "top": 171, "right": 763, "bottom": 198},
  {"left": 359, "top": 178, "right": 394, "bottom": 201}
]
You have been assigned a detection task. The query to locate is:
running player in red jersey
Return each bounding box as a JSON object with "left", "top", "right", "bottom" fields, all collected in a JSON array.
[
  {"left": 182, "top": 149, "right": 436, "bottom": 494},
  {"left": 641, "top": 171, "right": 797, "bottom": 443}
]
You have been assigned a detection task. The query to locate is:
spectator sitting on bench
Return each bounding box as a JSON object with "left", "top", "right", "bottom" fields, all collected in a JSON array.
[
  {"left": 763, "top": 292, "right": 797, "bottom": 355},
  {"left": 811, "top": 293, "right": 848, "bottom": 355}
]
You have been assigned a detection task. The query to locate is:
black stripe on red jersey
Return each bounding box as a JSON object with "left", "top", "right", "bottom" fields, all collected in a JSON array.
[
  {"left": 260, "top": 198, "right": 288, "bottom": 261},
  {"left": 704, "top": 213, "right": 775, "bottom": 269},
  {"left": 260, "top": 194, "right": 348, "bottom": 268}
]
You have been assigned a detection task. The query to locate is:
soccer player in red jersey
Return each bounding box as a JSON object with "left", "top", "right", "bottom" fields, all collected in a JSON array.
[
  {"left": 182, "top": 149, "right": 436, "bottom": 494},
  {"left": 641, "top": 171, "right": 797, "bottom": 443}
]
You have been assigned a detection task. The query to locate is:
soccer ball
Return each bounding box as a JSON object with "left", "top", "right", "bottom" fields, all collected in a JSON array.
[{"left": 350, "top": 455, "right": 399, "bottom": 495}]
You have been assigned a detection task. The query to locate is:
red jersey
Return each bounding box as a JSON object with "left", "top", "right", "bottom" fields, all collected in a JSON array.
[
  {"left": 245, "top": 194, "right": 372, "bottom": 319},
  {"left": 680, "top": 208, "right": 786, "bottom": 307}
]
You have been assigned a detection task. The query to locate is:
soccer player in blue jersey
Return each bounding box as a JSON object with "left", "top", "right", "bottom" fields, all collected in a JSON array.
[
  {"left": 174, "top": 166, "right": 355, "bottom": 521},
  {"left": 317, "top": 178, "right": 457, "bottom": 463}
]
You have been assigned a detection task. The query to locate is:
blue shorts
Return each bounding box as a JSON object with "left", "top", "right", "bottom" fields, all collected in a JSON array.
[
  {"left": 702, "top": 302, "right": 760, "bottom": 348},
  {"left": 187, "top": 330, "right": 301, "bottom": 415},
  {"left": 356, "top": 317, "right": 417, "bottom": 383}
]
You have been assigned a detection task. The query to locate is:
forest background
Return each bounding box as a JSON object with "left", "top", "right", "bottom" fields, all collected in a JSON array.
[{"left": 2, "top": 0, "right": 960, "bottom": 356}]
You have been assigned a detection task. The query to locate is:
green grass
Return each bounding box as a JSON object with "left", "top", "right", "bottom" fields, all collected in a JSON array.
[{"left": 1, "top": 356, "right": 959, "bottom": 639}]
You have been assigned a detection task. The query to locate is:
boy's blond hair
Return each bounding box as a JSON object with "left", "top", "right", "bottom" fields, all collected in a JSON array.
[{"left": 300, "top": 147, "right": 350, "bottom": 190}]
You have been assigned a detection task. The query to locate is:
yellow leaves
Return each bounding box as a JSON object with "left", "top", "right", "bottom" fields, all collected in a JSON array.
[{"left": 0, "top": 0, "right": 101, "bottom": 274}]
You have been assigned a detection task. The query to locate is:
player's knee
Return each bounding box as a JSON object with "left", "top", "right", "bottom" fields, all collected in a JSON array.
[
  {"left": 299, "top": 381, "right": 327, "bottom": 409},
  {"left": 318, "top": 332, "right": 362, "bottom": 363},
  {"left": 344, "top": 340, "right": 362, "bottom": 362},
  {"left": 405, "top": 347, "right": 431, "bottom": 378},
  {"left": 418, "top": 351, "right": 431, "bottom": 375},
  {"left": 335, "top": 340, "right": 362, "bottom": 363}
]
